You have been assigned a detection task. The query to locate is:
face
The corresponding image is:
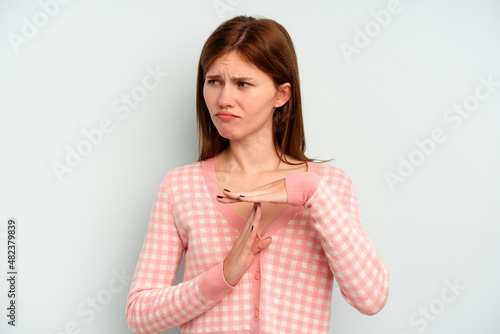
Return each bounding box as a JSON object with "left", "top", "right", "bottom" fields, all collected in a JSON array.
[{"left": 203, "top": 51, "right": 290, "bottom": 142}]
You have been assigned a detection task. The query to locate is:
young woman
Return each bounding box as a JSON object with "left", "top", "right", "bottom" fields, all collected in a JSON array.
[{"left": 127, "top": 15, "right": 389, "bottom": 334}]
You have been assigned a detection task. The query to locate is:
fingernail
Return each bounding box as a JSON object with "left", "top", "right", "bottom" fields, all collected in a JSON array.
[
  {"left": 217, "top": 195, "right": 223, "bottom": 198},
  {"left": 267, "top": 237, "right": 272, "bottom": 240},
  {"left": 240, "top": 195, "right": 245, "bottom": 198},
  {"left": 224, "top": 189, "right": 230, "bottom": 192}
]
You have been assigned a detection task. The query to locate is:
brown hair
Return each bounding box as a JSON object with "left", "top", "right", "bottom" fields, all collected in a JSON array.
[{"left": 196, "top": 15, "right": 328, "bottom": 164}]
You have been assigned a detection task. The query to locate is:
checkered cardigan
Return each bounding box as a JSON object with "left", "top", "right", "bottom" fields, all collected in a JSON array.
[{"left": 127, "top": 157, "right": 389, "bottom": 334}]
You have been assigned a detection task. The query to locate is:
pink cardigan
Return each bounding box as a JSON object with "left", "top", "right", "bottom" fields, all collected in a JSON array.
[{"left": 127, "top": 157, "right": 389, "bottom": 334}]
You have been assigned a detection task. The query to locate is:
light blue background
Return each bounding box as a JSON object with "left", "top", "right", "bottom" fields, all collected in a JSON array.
[{"left": 1, "top": 0, "right": 499, "bottom": 333}]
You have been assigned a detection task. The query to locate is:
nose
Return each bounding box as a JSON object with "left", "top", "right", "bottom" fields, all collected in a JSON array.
[{"left": 218, "top": 84, "right": 235, "bottom": 108}]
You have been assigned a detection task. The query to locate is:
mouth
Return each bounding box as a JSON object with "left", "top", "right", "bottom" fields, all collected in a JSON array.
[{"left": 215, "top": 112, "right": 239, "bottom": 120}]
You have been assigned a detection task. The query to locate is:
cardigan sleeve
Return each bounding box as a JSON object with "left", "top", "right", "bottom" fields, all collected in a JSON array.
[
  {"left": 285, "top": 171, "right": 390, "bottom": 315},
  {"left": 126, "top": 173, "right": 235, "bottom": 334}
]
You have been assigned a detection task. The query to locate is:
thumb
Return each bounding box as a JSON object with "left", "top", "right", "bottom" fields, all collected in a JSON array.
[{"left": 251, "top": 237, "right": 272, "bottom": 255}]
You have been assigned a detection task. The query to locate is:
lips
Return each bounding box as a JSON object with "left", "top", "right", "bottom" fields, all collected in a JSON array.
[{"left": 215, "top": 112, "right": 239, "bottom": 120}]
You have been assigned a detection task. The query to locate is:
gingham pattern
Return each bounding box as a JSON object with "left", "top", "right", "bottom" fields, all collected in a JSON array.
[{"left": 127, "top": 159, "right": 390, "bottom": 334}]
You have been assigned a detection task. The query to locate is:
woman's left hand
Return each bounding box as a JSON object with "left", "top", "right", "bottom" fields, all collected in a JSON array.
[{"left": 216, "top": 178, "right": 287, "bottom": 204}]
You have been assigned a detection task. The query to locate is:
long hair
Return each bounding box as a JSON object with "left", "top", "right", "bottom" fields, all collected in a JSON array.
[{"left": 196, "top": 16, "right": 326, "bottom": 164}]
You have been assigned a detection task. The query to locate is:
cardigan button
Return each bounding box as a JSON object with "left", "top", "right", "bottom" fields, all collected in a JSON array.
[
  {"left": 254, "top": 271, "right": 261, "bottom": 280},
  {"left": 254, "top": 308, "right": 259, "bottom": 318}
]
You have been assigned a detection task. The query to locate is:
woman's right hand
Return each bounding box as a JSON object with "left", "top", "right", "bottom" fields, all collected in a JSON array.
[{"left": 222, "top": 202, "right": 272, "bottom": 286}]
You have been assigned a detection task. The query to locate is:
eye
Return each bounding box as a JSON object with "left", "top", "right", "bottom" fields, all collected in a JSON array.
[
  {"left": 237, "top": 82, "right": 250, "bottom": 88},
  {"left": 207, "top": 79, "right": 221, "bottom": 86}
]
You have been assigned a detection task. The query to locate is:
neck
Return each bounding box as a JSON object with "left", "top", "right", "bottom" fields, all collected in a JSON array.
[{"left": 218, "top": 133, "right": 283, "bottom": 174}]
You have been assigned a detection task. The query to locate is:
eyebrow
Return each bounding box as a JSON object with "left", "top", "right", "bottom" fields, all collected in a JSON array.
[{"left": 205, "top": 74, "right": 254, "bottom": 81}]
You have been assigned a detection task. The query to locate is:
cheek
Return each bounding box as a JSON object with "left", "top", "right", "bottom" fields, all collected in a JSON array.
[
  {"left": 203, "top": 85, "right": 210, "bottom": 107},
  {"left": 247, "top": 93, "right": 277, "bottom": 116},
  {"left": 203, "top": 85, "right": 218, "bottom": 109}
]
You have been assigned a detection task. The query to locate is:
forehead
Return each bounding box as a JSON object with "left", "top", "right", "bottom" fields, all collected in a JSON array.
[{"left": 206, "top": 51, "right": 259, "bottom": 74}]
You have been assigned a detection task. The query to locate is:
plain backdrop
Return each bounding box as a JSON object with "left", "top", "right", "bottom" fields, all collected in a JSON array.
[{"left": 1, "top": 0, "right": 499, "bottom": 333}]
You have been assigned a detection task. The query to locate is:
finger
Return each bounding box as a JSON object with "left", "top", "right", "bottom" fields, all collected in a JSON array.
[
  {"left": 236, "top": 193, "right": 286, "bottom": 204},
  {"left": 218, "top": 193, "right": 271, "bottom": 205},
  {"left": 231, "top": 203, "right": 256, "bottom": 250},
  {"left": 250, "top": 202, "right": 262, "bottom": 234},
  {"left": 234, "top": 187, "right": 275, "bottom": 199},
  {"left": 220, "top": 190, "right": 244, "bottom": 200},
  {"left": 218, "top": 179, "right": 287, "bottom": 204},
  {"left": 235, "top": 180, "right": 287, "bottom": 204},
  {"left": 251, "top": 237, "right": 272, "bottom": 255},
  {"left": 242, "top": 203, "right": 258, "bottom": 234},
  {"left": 222, "top": 182, "right": 278, "bottom": 200},
  {"left": 216, "top": 196, "right": 242, "bottom": 204}
]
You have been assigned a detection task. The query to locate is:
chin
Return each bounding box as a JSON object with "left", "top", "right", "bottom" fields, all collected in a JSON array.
[
  {"left": 215, "top": 126, "right": 239, "bottom": 140},
  {"left": 219, "top": 134, "right": 239, "bottom": 141},
  {"left": 216, "top": 130, "right": 236, "bottom": 140}
]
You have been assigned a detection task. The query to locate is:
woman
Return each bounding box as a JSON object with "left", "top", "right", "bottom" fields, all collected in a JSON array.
[{"left": 127, "top": 15, "right": 389, "bottom": 334}]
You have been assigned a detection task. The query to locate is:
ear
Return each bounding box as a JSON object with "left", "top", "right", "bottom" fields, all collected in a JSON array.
[{"left": 274, "top": 83, "right": 291, "bottom": 108}]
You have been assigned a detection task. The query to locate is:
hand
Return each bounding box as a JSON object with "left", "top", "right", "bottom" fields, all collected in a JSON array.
[
  {"left": 223, "top": 203, "right": 272, "bottom": 286},
  {"left": 216, "top": 178, "right": 287, "bottom": 205}
]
